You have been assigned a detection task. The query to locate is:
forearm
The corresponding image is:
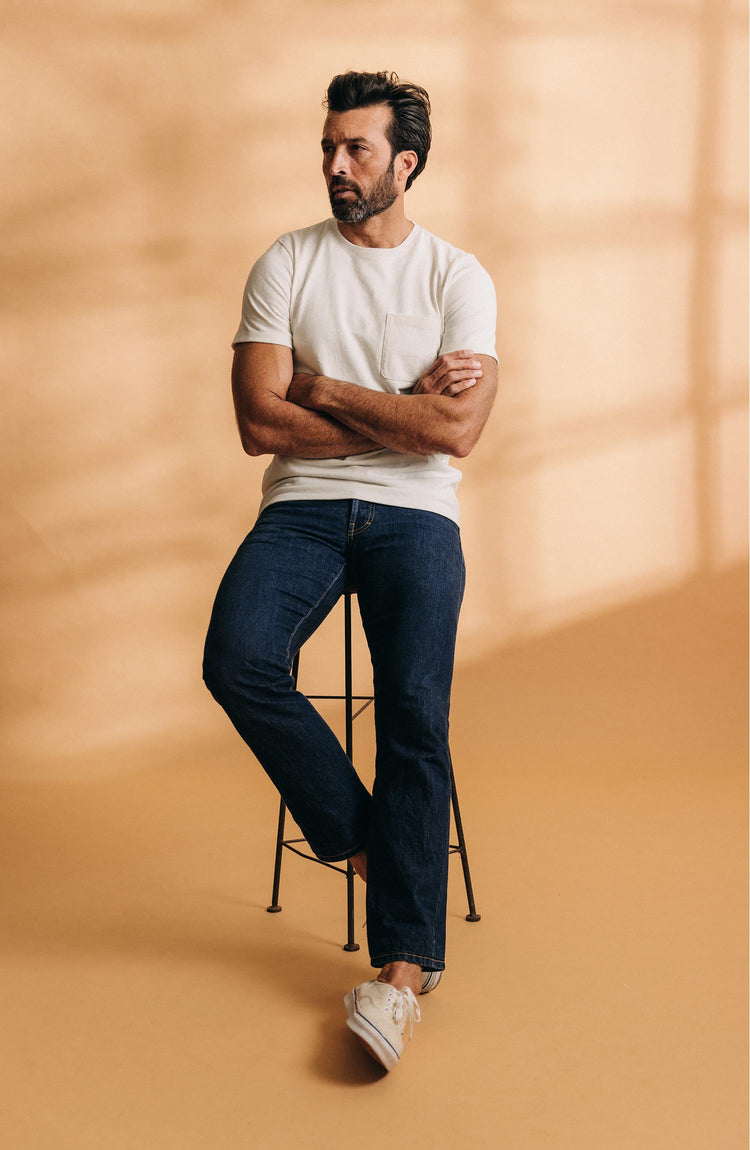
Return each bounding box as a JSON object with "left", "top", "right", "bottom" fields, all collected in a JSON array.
[
  {"left": 237, "top": 394, "right": 382, "bottom": 458},
  {"left": 292, "top": 376, "right": 476, "bottom": 457},
  {"left": 231, "top": 344, "right": 382, "bottom": 458}
]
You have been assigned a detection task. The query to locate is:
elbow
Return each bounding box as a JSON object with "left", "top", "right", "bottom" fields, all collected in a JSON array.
[
  {"left": 236, "top": 419, "right": 268, "bottom": 457},
  {"left": 436, "top": 408, "right": 481, "bottom": 459},
  {"left": 445, "top": 428, "right": 478, "bottom": 459},
  {"left": 241, "top": 437, "right": 267, "bottom": 458}
]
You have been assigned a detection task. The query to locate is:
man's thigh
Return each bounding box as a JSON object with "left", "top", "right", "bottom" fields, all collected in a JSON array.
[
  {"left": 205, "top": 500, "right": 351, "bottom": 671},
  {"left": 352, "top": 506, "right": 465, "bottom": 697}
]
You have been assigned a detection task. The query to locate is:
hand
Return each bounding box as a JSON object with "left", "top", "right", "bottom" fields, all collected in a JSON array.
[{"left": 413, "top": 350, "right": 483, "bottom": 396}]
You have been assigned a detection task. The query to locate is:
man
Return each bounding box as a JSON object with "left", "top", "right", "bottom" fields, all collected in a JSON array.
[{"left": 203, "top": 70, "right": 497, "bottom": 1071}]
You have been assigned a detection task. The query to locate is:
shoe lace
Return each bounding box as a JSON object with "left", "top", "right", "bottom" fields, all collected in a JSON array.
[{"left": 389, "top": 986, "right": 421, "bottom": 1037}]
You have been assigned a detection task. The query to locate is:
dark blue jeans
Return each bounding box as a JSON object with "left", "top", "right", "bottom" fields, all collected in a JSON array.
[{"left": 202, "top": 499, "right": 465, "bottom": 972}]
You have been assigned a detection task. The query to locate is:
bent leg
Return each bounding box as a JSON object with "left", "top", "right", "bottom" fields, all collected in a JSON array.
[{"left": 203, "top": 501, "right": 371, "bottom": 861}]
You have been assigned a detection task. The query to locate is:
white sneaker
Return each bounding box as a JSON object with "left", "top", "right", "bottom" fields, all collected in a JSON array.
[
  {"left": 421, "top": 971, "right": 442, "bottom": 994},
  {"left": 344, "top": 980, "right": 421, "bottom": 1071}
]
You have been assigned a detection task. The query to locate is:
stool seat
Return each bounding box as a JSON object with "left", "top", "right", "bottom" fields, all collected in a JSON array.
[{"left": 266, "top": 589, "right": 480, "bottom": 950}]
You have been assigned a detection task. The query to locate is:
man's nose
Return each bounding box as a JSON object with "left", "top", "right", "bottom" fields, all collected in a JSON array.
[{"left": 330, "top": 146, "right": 350, "bottom": 175}]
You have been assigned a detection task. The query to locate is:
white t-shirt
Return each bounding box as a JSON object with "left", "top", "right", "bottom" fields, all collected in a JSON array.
[{"left": 232, "top": 218, "right": 497, "bottom": 524}]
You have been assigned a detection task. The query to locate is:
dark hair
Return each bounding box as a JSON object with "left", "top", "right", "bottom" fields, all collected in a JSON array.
[{"left": 323, "top": 70, "right": 432, "bottom": 191}]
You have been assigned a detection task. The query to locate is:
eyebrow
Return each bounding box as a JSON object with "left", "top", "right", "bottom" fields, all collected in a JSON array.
[{"left": 321, "top": 135, "right": 370, "bottom": 147}]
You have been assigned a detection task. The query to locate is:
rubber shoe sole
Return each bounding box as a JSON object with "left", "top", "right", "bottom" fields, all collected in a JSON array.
[{"left": 345, "top": 988, "right": 401, "bottom": 1071}]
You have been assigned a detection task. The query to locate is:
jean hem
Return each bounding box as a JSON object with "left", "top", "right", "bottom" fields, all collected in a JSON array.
[
  {"left": 315, "top": 842, "right": 366, "bottom": 864},
  {"left": 370, "top": 951, "right": 445, "bottom": 972}
]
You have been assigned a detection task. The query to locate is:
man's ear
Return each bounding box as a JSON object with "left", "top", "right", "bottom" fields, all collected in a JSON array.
[{"left": 396, "top": 150, "right": 419, "bottom": 185}]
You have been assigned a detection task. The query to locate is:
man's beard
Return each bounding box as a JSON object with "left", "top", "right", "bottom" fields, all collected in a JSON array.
[{"left": 328, "top": 161, "right": 398, "bottom": 223}]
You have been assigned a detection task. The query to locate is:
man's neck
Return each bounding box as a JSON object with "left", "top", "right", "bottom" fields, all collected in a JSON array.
[{"left": 335, "top": 205, "right": 414, "bottom": 249}]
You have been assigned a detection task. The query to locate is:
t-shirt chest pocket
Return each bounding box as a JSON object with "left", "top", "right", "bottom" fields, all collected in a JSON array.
[{"left": 380, "top": 313, "right": 442, "bottom": 386}]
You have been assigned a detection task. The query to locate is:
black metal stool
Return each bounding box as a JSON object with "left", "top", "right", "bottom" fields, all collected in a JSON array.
[{"left": 267, "top": 589, "right": 481, "bottom": 951}]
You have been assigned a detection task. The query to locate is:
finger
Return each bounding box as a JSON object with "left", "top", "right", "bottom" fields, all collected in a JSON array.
[
  {"left": 414, "top": 369, "right": 450, "bottom": 394},
  {"left": 434, "top": 367, "right": 483, "bottom": 393},
  {"left": 437, "top": 351, "right": 477, "bottom": 371},
  {"left": 438, "top": 359, "right": 483, "bottom": 378},
  {"left": 445, "top": 377, "right": 477, "bottom": 396},
  {"left": 422, "top": 350, "right": 476, "bottom": 376},
  {"left": 416, "top": 371, "right": 480, "bottom": 396},
  {"left": 415, "top": 358, "right": 482, "bottom": 394}
]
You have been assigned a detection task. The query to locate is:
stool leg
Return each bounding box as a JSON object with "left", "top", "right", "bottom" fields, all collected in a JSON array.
[
  {"left": 267, "top": 796, "right": 286, "bottom": 913},
  {"left": 344, "top": 861, "right": 359, "bottom": 952},
  {"left": 342, "top": 592, "right": 360, "bottom": 951},
  {"left": 450, "top": 758, "right": 481, "bottom": 922},
  {"left": 344, "top": 592, "right": 353, "bottom": 761},
  {"left": 267, "top": 651, "right": 301, "bottom": 914}
]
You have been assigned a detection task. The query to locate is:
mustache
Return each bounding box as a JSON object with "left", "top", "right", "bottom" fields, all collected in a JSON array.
[{"left": 330, "top": 179, "right": 361, "bottom": 194}]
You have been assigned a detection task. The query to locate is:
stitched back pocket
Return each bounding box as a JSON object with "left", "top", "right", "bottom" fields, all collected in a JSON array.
[{"left": 380, "top": 313, "right": 441, "bottom": 385}]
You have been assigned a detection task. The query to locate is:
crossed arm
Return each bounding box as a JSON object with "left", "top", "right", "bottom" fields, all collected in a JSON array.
[{"left": 231, "top": 341, "right": 498, "bottom": 460}]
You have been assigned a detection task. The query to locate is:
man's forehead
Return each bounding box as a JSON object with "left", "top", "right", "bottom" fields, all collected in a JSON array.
[{"left": 322, "top": 104, "right": 392, "bottom": 143}]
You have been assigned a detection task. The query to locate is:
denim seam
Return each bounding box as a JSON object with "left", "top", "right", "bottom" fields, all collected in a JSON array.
[
  {"left": 428, "top": 803, "right": 452, "bottom": 958},
  {"left": 347, "top": 500, "right": 374, "bottom": 540},
  {"left": 369, "top": 950, "right": 443, "bottom": 966},
  {"left": 285, "top": 564, "right": 347, "bottom": 666},
  {"left": 347, "top": 511, "right": 373, "bottom": 539},
  {"left": 316, "top": 840, "right": 366, "bottom": 863}
]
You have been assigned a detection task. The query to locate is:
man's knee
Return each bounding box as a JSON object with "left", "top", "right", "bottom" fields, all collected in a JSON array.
[
  {"left": 202, "top": 630, "right": 288, "bottom": 710},
  {"left": 376, "top": 686, "right": 450, "bottom": 758},
  {"left": 202, "top": 634, "right": 237, "bottom": 705}
]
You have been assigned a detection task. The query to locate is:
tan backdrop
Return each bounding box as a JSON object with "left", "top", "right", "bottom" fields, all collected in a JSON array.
[
  {"left": 2, "top": 0, "right": 747, "bottom": 779},
  {"left": 2, "top": 2, "right": 748, "bottom": 1147}
]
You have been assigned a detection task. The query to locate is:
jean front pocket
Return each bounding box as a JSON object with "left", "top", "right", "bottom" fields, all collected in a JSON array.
[{"left": 380, "top": 313, "right": 442, "bottom": 387}]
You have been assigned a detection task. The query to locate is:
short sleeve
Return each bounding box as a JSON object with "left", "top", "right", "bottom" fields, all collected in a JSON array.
[
  {"left": 231, "top": 238, "right": 294, "bottom": 348},
  {"left": 438, "top": 255, "right": 498, "bottom": 361}
]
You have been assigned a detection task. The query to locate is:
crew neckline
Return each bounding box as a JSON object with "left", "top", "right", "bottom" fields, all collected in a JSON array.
[{"left": 329, "top": 217, "right": 420, "bottom": 255}]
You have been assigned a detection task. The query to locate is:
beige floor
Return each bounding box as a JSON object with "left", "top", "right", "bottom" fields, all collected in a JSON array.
[{"left": 2, "top": 566, "right": 747, "bottom": 1150}]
